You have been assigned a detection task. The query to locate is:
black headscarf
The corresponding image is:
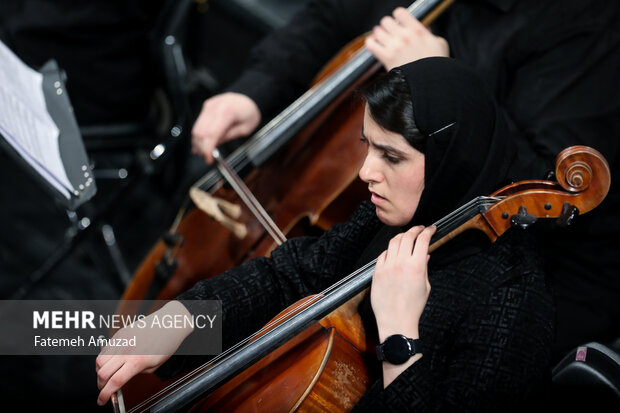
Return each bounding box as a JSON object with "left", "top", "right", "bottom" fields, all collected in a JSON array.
[
  {"left": 356, "top": 57, "right": 518, "bottom": 266},
  {"left": 406, "top": 57, "right": 517, "bottom": 227}
]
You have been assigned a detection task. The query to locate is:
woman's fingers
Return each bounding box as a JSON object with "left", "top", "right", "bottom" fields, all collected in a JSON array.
[
  {"left": 96, "top": 354, "right": 125, "bottom": 390},
  {"left": 96, "top": 359, "right": 143, "bottom": 406},
  {"left": 379, "top": 15, "right": 402, "bottom": 36},
  {"left": 411, "top": 226, "right": 436, "bottom": 263},
  {"left": 369, "top": 14, "right": 406, "bottom": 51},
  {"left": 398, "top": 226, "right": 424, "bottom": 256},
  {"left": 393, "top": 7, "right": 424, "bottom": 34},
  {"left": 384, "top": 233, "right": 402, "bottom": 261},
  {"left": 383, "top": 226, "right": 429, "bottom": 262}
]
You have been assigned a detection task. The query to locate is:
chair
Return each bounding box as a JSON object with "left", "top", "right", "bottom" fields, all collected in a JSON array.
[{"left": 551, "top": 341, "right": 620, "bottom": 412}]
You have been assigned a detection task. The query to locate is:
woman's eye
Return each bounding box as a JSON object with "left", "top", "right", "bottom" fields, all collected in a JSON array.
[{"left": 383, "top": 153, "right": 400, "bottom": 164}]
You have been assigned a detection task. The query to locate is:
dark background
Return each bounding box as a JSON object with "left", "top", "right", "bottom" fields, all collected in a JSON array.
[{"left": 1, "top": 1, "right": 618, "bottom": 412}]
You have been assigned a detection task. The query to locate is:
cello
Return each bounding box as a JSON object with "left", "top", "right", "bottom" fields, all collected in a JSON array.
[
  {"left": 119, "top": 0, "right": 456, "bottom": 308},
  {"left": 114, "top": 145, "right": 611, "bottom": 412}
]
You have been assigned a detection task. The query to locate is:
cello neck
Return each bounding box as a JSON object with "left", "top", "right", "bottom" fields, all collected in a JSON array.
[
  {"left": 191, "top": 0, "right": 452, "bottom": 193},
  {"left": 245, "top": 0, "right": 450, "bottom": 166}
]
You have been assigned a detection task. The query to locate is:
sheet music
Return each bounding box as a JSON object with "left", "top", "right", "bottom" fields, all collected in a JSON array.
[{"left": 0, "top": 40, "right": 72, "bottom": 199}]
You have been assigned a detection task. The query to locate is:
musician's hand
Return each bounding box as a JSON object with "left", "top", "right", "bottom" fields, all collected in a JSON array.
[
  {"left": 192, "top": 92, "right": 261, "bottom": 163},
  {"left": 366, "top": 7, "right": 449, "bottom": 71},
  {"left": 95, "top": 301, "right": 193, "bottom": 406},
  {"left": 371, "top": 225, "right": 435, "bottom": 342}
]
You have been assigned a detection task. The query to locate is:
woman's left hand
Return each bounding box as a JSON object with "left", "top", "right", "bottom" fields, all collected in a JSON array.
[
  {"left": 371, "top": 225, "right": 436, "bottom": 342},
  {"left": 366, "top": 7, "right": 449, "bottom": 71}
]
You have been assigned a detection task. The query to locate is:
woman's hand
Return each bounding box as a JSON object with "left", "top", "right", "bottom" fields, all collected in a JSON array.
[
  {"left": 371, "top": 225, "right": 435, "bottom": 343},
  {"left": 371, "top": 225, "right": 435, "bottom": 386},
  {"left": 95, "top": 301, "right": 194, "bottom": 406},
  {"left": 191, "top": 92, "right": 261, "bottom": 163},
  {"left": 366, "top": 7, "right": 449, "bottom": 71}
]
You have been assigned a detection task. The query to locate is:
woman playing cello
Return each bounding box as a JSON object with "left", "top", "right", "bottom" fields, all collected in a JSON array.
[
  {"left": 192, "top": 1, "right": 620, "bottom": 360},
  {"left": 97, "top": 57, "right": 555, "bottom": 411}
]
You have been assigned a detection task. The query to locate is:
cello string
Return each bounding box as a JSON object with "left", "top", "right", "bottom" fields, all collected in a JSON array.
[
  {"left": 224, "top": 197, "right": 494, "bottom": 339},
  {"left": 130, "top": 196, "right": 502, "bottom": 411},
  {"left": 316, "top": 197, "right": 501, "bottom": 298},
  {"left": 243, "top": 196, "right": 501, "bottom": 332},
  {"left": 185, "top": 196, "right": 496, "bottom": 363},
  {"left": 431, "top": 197, "right": 498, "bottom": 236},
  {"left": 171, "top": 196, "right": 495, "bottom": 368}
]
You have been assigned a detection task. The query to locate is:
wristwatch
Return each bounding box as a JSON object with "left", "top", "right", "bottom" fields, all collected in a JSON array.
[{"left": 376, "top": 334, "right": 422, "bottom": 365}]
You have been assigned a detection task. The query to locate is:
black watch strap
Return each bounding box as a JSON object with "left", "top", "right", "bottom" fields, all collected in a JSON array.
[
  {"left": 407, "top": 338, "right": 422, "bottom": 354},
  {"left": 376, "top": 334, "right": 422, "bottom": 364}
]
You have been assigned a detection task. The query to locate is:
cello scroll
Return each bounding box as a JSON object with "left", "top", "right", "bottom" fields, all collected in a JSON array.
[
  {"left": 428, "top": 145, "right": 611, "bottom": 250},
  {"left": 481, "top": 145, "right": 610, "bottom": 238}
]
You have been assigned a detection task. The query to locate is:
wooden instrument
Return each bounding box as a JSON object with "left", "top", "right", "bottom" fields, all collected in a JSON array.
[{"left": 115, "top": 145, "right": 610, "bottom": 412}]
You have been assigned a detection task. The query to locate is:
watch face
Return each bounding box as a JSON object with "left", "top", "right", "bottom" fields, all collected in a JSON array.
[{"left": 383, "top": 334, "right": 412, "bottom": 365}]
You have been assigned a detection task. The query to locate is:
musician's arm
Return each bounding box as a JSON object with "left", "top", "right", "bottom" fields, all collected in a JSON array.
[
  {"left": 174, "top": 201, "right": 379, "bottom": 345},
  {"left": 226, "top": 0, "right": 409, "bottom": 121},
  {"left": 353, "top": 235, "right": 554, "bottom": 411}
]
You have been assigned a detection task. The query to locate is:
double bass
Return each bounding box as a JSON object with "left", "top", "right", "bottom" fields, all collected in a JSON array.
[{"left": 114, "top": 146, "right": 610, "bottom": 412}]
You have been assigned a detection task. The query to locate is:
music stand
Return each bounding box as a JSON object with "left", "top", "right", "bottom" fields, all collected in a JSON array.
[
  {"left": 0, "top": 51, "right": 99, "bottom": 299},
  {"left": 0, "top": 59, "right": 96, "bottom": 209}
]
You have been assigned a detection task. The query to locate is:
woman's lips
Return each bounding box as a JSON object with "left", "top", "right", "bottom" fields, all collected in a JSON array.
[{"left": 370, "top": 192, "right": 387, "bottom": 206}]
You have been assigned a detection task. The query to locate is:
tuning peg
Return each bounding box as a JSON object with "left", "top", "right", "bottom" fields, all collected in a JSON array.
[
  {"left": 510, "top": 206, "right": 537, "bottom": 229},
  {"left": 557, "top": 202, "right": 580, "bottom": 227}
]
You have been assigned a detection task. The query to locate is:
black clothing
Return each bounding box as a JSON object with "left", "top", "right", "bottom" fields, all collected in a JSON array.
[
  {"left": 179, "top": 202, "right": 554, "bottom": 411},
  {"left": 399, "top": 58, "right": 517, "bottom": 228},
  {"left": 227, "top": 0, "right": 620, "bottom": 357},
  {"left": 0, "top": 0, "right": 163, "bottom": 126},
  {"left": 0, "top": 3, "right": 167, "bottom": 411}
]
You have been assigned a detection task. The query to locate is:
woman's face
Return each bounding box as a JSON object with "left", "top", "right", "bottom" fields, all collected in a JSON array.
[{"left": 359, "top": 105, "right": 425, "bottom": 226}]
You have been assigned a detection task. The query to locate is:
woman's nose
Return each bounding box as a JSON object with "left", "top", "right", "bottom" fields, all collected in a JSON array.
[{"left": 359, "top": 153, "right": 382, "bottom": 183}]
